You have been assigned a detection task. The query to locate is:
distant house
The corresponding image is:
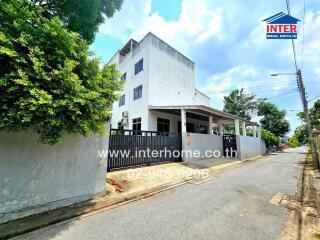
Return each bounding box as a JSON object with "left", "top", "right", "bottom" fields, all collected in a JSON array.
[{"left": 107, "top": 33, "right": 263, "bottom": 169}]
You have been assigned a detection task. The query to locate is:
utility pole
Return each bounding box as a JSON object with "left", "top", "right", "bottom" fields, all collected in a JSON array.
[{"left": 296, "top": 69, "right": 318, "bottom": 169}]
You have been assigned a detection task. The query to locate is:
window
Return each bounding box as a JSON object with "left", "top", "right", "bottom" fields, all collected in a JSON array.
[
  {"left": 199, "top": 125, "right": 208, "bottom": 134},
  {"left": 120, "top": 73, "right": 126, "bottom": 81},
  {"left": 118, "top": 121, "right": 124, "bottom": 130},
  {"left": 157, "top": 118, "right": 170, "bottom": 133},
  {"left": 133, "top": 85, "right": 142, "bottom": 100},
  {"left": 132, "top": 118, "right": 141, "bottom": 132},
  {"left": 119, "top": 94, "right": 125, "bottom": 106},
  {"left": 134, "top": 59, "right": 143, "bottom": 75}
]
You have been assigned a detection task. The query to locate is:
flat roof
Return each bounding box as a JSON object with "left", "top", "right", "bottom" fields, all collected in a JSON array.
[{"left": 149, "top": 105, "right": 259, "bottom": 126}]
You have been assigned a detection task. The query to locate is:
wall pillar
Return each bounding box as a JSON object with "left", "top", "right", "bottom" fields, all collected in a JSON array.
[
  {"left": 219, "top": 123, "right": 224, "bottom": 136},
  {"left": 253, "top": 126, "right": 257, "bottom": 137},
  {"left": 181, "top": 109, "right": 187, "bottom": 133},
  {"left": 242, "top": 121, "right": 246, "bottom": 136},
  {"left": 257, "top": 126, "right": 261, "bottom": 138},
  {"left": 209, "top": 116, "right": 214, "bottom": 135},
  {"left": 235, "top": 119, "right": 240, "bottom": 135}
]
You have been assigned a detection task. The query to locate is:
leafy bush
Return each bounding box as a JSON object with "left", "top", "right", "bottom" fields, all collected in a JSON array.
[
  {"left": 288, "top": 136, "right": 299, "bottom": 148},
  {"left": 261, "top": 128, "right": 279, "bottom": 147},
  {"left": 0, "top": 0, "right": 122, "bottom": 144}
]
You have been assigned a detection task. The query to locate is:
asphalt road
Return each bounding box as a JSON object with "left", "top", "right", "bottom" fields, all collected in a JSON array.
[{"left": 12, "top": 147, "right": 306, "bottom": 240}]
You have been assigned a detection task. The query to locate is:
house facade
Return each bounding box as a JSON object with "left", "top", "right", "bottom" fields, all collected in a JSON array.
[
  {"left": 108, "top": 33, "right": 211, "bottom": 133},
  {"left": 107, "top": 32, "right": 263, "bottom": 166}
]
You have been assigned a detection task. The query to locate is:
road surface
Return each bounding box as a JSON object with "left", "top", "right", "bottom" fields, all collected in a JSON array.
[{"left": 12, "top": 147, "right": 306, "bottom": 240}]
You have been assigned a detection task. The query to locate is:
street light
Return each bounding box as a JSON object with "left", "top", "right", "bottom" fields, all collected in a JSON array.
[
  {"left": 270, "top": 73, "right": 296, "bottom": 76},
  {"left": 271, "top": 70, "right": 319, "bottom": 169}
]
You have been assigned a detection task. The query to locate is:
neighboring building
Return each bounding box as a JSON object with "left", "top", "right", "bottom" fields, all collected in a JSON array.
[{"left": 107, "top": 32, "right": 263, "bottom": 166}]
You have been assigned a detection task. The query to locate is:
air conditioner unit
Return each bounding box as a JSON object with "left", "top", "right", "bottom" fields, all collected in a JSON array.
[
  {"left": 121, "top": 118, "right": 128, "bottom": 126},
  {"left": 122, "top": 111, "right": 128, "bottom": 118}
]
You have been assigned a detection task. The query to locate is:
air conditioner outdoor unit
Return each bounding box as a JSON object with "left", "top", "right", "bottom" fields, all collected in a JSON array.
[
  {"left": 122, "top": 111, "right": 128, "bottom": 118},
  {"left": 121, "top": 118, "right": 128, "bottom": 126}
]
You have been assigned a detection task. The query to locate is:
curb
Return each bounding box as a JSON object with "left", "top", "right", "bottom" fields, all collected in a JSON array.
[
  {"left": 278, "top": 159, "right": 320, "bottom": 240},
  {"left": 0, "top": 155, "right": 263, "bottom": 239}
]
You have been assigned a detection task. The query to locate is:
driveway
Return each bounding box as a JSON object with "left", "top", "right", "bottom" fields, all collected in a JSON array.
[{"left": 12, "top": 147, "right": 306, "bottom": 240}]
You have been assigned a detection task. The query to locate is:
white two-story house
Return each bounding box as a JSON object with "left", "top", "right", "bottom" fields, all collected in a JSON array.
[
  {"left": 107, "top": 33, "right": 263, "bottom": 163},
  {"left": 109, "top": 32, "right": 215, "bottom": 133}
]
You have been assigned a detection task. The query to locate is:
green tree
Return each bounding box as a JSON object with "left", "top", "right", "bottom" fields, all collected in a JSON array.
[
  {"left": 296, "top": 99, "right": 320, "bottom": 127},
  {"left": 223, "top": 89, "right": 257, "bottom": 120},
  {"left": 261, "top": 128, "right": 279, "bottom": 147},
  {"left": 257, "top": 101, "right": 290, "bottom": 137},
  {"left": 288, "top": 136, "right": 299, "bottom": 148},
  {"left": 0, "top": 0, "right": 122, "bottom": 144},
  {"left": 294, "top": 124, "right": 309, "bottom": 145},
  {"left": 30, "top": 0, "right": 123, "bottom": 43}
]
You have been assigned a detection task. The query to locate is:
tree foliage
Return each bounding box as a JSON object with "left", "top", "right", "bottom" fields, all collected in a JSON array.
[
  {"left": 223, "top": 89, "right": 257, "bottom": 120},
  {"left": 261, "top": 129, "right": 279, "bottom": 147},
  {"left": 288, "top": 136, "right": 299, "bottom": 148},
  {"left": 31, "top": 0, "right": 123, "bottom": 43},
  {"left": 293, "top": 124, "right": 309, "bottom": 145},
  {"left": 257, "top": 101, "right": 290, "bottom": 137},
  {"left": 0, "top": 0, "right": 122, "bottom": 144},
  {"left": 297, "top": 99, "right": 320, "bottom": 126}
]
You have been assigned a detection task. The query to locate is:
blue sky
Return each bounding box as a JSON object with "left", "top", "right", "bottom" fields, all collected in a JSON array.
[{"left": 90, "top": 0, "right": 320, "bottom": 135}]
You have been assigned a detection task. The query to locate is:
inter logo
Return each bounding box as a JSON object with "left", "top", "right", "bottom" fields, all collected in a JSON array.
[{"left": 263, "top": 12, "right": 300, "bottom": 39}]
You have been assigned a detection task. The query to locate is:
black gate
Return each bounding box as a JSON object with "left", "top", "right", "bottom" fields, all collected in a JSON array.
[
  {"left": 223, "top": 134, "right": 237, "bottom": 158},
  {"left": 107, "top": 129, "right": 182, "bottom": 170}
]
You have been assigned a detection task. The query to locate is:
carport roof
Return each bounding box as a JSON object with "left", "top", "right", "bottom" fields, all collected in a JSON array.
[{"left": 148, "top": 105, "right": 259, "bottom": 126}]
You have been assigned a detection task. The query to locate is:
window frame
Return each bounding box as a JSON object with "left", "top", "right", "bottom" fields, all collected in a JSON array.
[
  {"left": 120, "top": 72, "right": 127, "bottom": 81},
  {"left": 157, "top": 118, "right": 170, "bottom": 133},
  {"left": 119, "top": 94, "right": 125, "bottom": 106},
  {"left": 134, "top": 59, "right": 143, "bottom": 75},
  {"left": 133, "top": 85, "right": 143, "bottom": 100},
  {"left": 132, "top": 118, "right": 141, "bottom": 134}
]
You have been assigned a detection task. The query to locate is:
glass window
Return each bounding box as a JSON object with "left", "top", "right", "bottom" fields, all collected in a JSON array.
[
  {"left": 119, "top": 94, "right": 125, "bottom": 106},
  {"left": 133, "top": 85, "right": 142, "bottom": 100},
  {"left": 132, "top": 118, "right": 141, "bottom": 132},
  {"left": 120, "top": 73, "right": 126, "bottom": 81},
  {"left": 118, "top": 121, "right": 124, "bottom": 130},
  {"left": 157, "top": 118, "right": 170, "bottom": 132},
  {"left": 134, "top": 59, "right": 143, "bottom": 75},
  {"left": 199, "top": 125, "right": 208, "bottom": 134}
]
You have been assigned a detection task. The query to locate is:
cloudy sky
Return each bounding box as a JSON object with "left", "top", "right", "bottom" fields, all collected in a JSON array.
[{"left": 91, "top": 0, "right": 320, "bottom": 135}]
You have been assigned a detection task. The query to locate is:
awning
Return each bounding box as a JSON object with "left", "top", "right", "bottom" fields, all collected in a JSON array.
[{"left": 148, "top": 105, "right": 259, "bottom": 126}]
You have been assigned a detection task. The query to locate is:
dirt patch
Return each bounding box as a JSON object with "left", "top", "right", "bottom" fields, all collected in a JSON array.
[{"left": 106, "top": 178, "right": 125, "bottom": 193}]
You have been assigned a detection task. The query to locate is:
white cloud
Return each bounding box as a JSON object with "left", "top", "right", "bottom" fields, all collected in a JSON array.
[
  {"left": 98, "top": 0, "right": 319, "bottom": 126},
  {"left": 99, "top": 0, "right": 223, "bottom": 53}
]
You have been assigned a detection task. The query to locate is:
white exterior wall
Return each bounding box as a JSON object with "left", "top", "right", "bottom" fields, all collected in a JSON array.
[
  {"left": 0, "top": 130, "right": 108, "bottom": 224},
  {"left": 110, "top": 33, "right": 211, "bottom": 131},
  {"left": 181, "top": 133, "right": 223, "bottom": 161},
  {"left": 148, "top": 36, "right": 196, "bottom": 106},
  {"left": 238, "top": 136, "right": 262, "bottom": 160},
  {"left": 195, "top": 89, "right": 210, "bottom": 106},
  {"left": 110, "top": 37, "right": 150, "bottom": 130}
]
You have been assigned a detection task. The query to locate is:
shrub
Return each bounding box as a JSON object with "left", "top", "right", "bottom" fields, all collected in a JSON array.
[{"left": 0, "top": 0, "right": 122, "bottom": 144}]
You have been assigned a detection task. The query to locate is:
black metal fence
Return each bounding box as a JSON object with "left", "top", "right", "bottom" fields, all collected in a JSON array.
[{"left": 107, "top": 129, "right": 182, "bottom": 170}]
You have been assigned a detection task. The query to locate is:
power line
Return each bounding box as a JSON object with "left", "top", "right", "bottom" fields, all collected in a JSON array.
[
  {"left": 285, "top": 0, "right": 298, "bottom": 71},
  {"left": 265, "top": 88, "right": 298, "bottom": 100},
  {"left": 301, "top": 0, "right": 306, "bottom": 71},
  {"left": 211, "top": 81, "right": 296, "bottom": 93},
  {"left": 308, "top": 94, "right": 320, "bottom": 103}
]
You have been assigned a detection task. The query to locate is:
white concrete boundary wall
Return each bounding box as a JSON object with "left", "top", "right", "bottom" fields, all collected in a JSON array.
[
  {"left": 238, "top": 136, "right": 262, "bottom": 160},
  {"left": 0, "top": 130, "right": 108, "bottom": 224},
  {"left": 182, "top": 133, "right": 223, "bottom": 161}
]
